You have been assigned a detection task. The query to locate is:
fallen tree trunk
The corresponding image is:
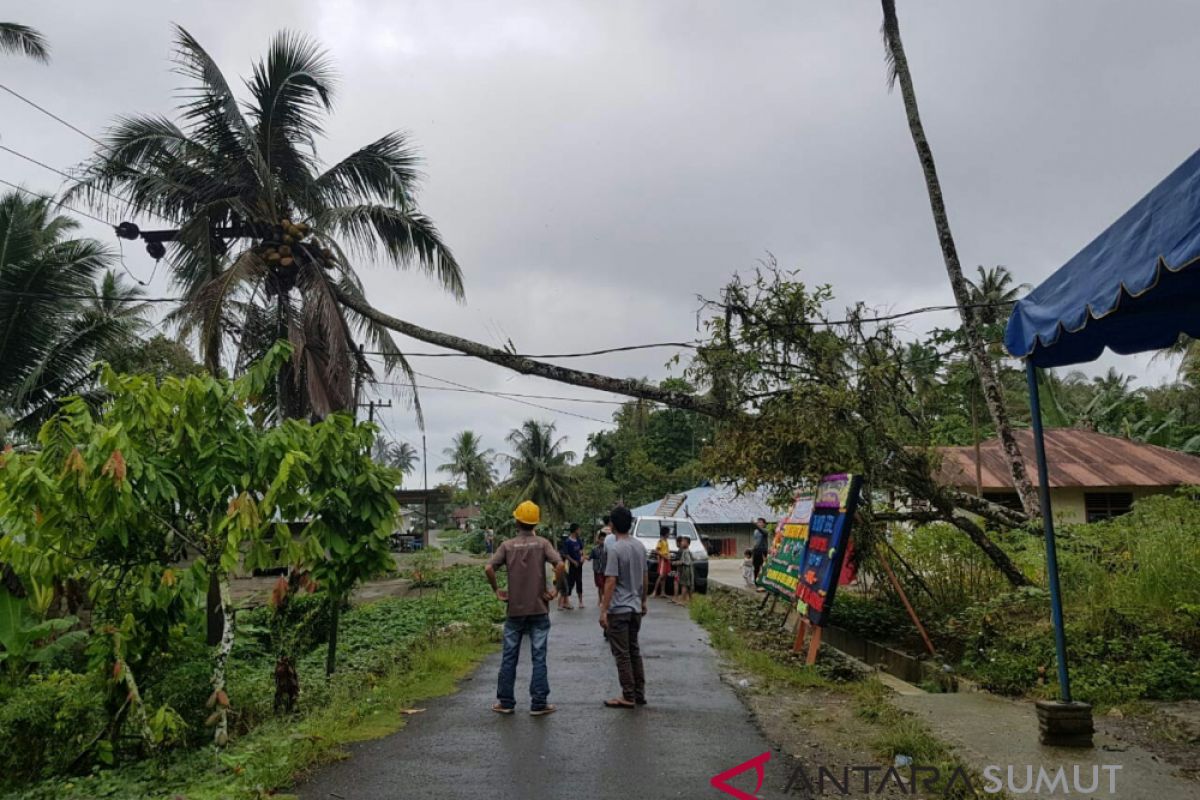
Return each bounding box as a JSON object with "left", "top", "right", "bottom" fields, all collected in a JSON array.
[
  {"left": 336, "top": 292, "right": 1035, "bottom": 586},
  {"left": 335, "top": 287, "right": 731, "bottom": 418}
]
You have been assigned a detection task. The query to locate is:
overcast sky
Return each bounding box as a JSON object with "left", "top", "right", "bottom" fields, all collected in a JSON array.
[{"left": 3, "top": 0, "right": 1194, "bottom": 484}]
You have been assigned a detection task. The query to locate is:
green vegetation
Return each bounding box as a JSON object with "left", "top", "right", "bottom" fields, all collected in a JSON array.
[
  {"left": 0, "top": 567, "right": 502, "bottom": 799},
  {"left": 689, "top": 591, "right": 835, "bottom": 689},
  {"left": 830, "top": 492, "right": 1200, "bottom": 706},
  {"left": 0, "top": 193, "right": 148, "bottom": 433}
]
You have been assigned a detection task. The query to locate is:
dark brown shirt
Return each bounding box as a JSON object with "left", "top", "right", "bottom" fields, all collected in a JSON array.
[{"left": 488, "top": 533, "right": 562, "bottom": 617}]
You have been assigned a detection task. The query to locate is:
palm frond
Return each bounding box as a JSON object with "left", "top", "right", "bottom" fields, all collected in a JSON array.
[
  {"left": 315, "top": 132, "right": 421, "bottom": 207},
  {"left": 317, "top": 203, "right": 464, "bottom": 299},
  {"left": 880, "top": 0, "right": 900, "bottom": 91},
  {"left": 248, "top": 29, "right": 334, "bottom": 162},
  {"left": 172, "top": 25, "right": 268, "bottom": 202},
  {"left": 0, "top": 22, "right": 49, "bottom": 63}
]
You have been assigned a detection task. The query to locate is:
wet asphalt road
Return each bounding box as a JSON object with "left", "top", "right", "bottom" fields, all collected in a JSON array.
[{"left": 297, "top": 595, "right": 793, "bottom": 800}]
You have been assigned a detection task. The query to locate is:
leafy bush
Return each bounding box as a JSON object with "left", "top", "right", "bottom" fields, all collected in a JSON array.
[
  {"left": 0, "top": 672, "right": 107, "bottom": 787},
  {"left": 953, "top": 588, "right": 1200, "bottom": 704},
  {"left": 828, "top": 592, "right": 913, "bottom": 642}
]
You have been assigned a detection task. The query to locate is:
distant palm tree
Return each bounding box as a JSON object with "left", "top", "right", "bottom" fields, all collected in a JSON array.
[
  {"left": 1091, "top": 367, "right": 1134, "bottom": 395},
  {"left": 0, "top": 192, "right": 147, "bottom": 430},
  {"left": 965, "top": 266, "right": 1030, "bottom": 327},
  {"left": 0, "top": 22, "right": 49, "bottom": 62},
  {"left": 69, "top": 26, "right": 461, "bottom": 420},
  {"left": 438, "top": 431, "right": 495, "bottom": 497},
  {"left": 372, "top": 438, "right": 419, "bottom": 484},
  {"left": 503, "top": 420, "right": 577, "bottom": 521}
]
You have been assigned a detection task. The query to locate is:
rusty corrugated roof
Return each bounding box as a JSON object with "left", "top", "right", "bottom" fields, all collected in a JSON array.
[{"left": 936, "top": 428, "right": 1200, "bottom": 490}]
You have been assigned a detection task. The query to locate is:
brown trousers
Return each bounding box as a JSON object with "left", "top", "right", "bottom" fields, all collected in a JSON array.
[{"left": 606, "top": 611, "right": 645, "bottom": 702}]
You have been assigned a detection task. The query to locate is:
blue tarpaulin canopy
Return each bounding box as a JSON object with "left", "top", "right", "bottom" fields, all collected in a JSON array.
[{"left": 1005, "top": 147, "right": 1200, "bottom": 367}]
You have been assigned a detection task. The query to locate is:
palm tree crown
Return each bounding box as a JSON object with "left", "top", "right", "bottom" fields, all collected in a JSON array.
[
  {"left": 965, "top": 265, "right": 1030, "bottom": 327},
  {"left": 438, "top": 431, "right": 496, "bottom": 497},
  {"left": 0, "top": 192, "right": 147, "bottom": 430},
  {"left": 372, "top": 438, "right": 419, "bottom": 483},
  {"left": 503, "top": 420, "right": 576, "bottom": 521},
  {"left": 70, "top": 26, "right": 462, "bottom": 419}
]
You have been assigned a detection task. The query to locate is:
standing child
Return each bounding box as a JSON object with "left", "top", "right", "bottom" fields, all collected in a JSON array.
[
  {"left": 589, "top": 532, "right": 607, "bottom": 603},
  {"left": 741, "top": 548, "right": 755, "bottom": 589},
  {"left": 673, "top": 535, "right": 695, "bottom": 605},
  {"left": 554, "top": 556, "right": 572, "bottom": 610},
  {"left": 650, "top": 527, "right": 673, "bottom": 598}
]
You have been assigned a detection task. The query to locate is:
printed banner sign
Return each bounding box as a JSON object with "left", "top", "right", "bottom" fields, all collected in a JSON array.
[
  {"left": 794, "top": 473, "right": 862, "bottom": 626},
  {"left": 759, "top": 494, "right": 813, "bottom": 598}
]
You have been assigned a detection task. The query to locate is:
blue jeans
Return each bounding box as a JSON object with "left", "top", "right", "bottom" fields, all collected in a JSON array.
[{"left": 496, "top": 614, "right": 551, "bottom": 710}]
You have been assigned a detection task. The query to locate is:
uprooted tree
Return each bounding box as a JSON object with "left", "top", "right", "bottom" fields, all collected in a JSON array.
[{"left": 339, "top": 264, "right": 1035, "bottom": 587}]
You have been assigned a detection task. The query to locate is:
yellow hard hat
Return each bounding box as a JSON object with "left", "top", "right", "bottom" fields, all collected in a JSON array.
[{"left": 513, "top": 500, "right": 540, "bottom": 525}]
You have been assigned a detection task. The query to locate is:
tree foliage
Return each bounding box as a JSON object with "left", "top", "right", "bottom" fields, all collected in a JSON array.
[
  {"left": 502, "top": 419, "right": 576, "bottom": 522},
  {"left": 0, "top": 193, "right": 148, "bottom": 433},
  {"left": 438, "top": 431, "right": 495, "bottom": 499},
  {"left": 0, "top": 344, "right": 398, "bottom": 750},
  {"left": 586, "top": 382, "right": 713, "bottom": 507},
  {"left": 69, "top": 26, "right": 462, "bottom": 419}
]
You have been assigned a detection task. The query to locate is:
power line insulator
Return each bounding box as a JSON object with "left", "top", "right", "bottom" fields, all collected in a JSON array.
[
  {"left": 115, "top": 221, "right": 140, "bottom": 240},
  {"left": 146, "top": 240, "right": 166, "bottom": 260}
]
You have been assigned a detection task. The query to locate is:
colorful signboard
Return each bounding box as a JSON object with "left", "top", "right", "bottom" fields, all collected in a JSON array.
[
  {"left": 795, "top": 473, "right": 862, "bottom": 627},
  {"left": 759, "top": 494, "right": 813, "bottom": 598}
]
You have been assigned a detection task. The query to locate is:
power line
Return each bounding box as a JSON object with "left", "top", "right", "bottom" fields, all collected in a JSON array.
[
  {"left": 0, "top": 83, "right": 107, "bottom": 148},
  {"left": 361, "top": 341, "right": 699, "bottom": 358},
  {"left": 371, "top": 362, "right": 615, "bottom": 425},
  {"left": 0, "top": 287, "right": 183, "bottom": 304},
  {"left": 373, "top": 380, "right": 635, "bottom": 406},
  {"left": 0, "top": 143, "right": 139, "bottom": 211},
  {"left": 0, "top": 177, "right": 115, "bottom": 227}
]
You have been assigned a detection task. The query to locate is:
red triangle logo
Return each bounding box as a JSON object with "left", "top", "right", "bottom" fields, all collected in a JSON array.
[{"left": 710, "top": 751, "right": 771, "bottom": 800}]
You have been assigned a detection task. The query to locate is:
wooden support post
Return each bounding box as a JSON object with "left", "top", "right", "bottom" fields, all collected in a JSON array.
[
  {"left": 805, "top": 626, "right": 823, "bottom": 665},
  {"left": 767, "top": 596, "right": 778, "bottom": 616},
  {"left": 792, "top": 617, "right": 809, "bottom": 654},
  {"left": 877, "top": 546, "right": 937, "bottom": 657}
]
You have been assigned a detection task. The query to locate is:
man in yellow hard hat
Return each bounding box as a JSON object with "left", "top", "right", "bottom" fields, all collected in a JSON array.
[{"left": 484, "top": 500, "right": 565, "bottom": 716}]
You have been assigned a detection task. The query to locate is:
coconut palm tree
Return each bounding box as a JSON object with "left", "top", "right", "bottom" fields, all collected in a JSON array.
[
  {"left": 438, "top": 431, "right": 495, "bottom": 498},
  {"left": 373, "top": 438, "right": 419, "bottom": 482},
  {"left": 0, "top": 22, "right": 48, "bottom": 62},
  {"left": 966, "top": 266, "right": 1030, "bottom": 327},
  {"left": 879, "top": 0, "right": 1038, "bottom": 518},
  {"left": 503, "top": 420, "right": 577, "bottom": 521},
  {"left": 0, "top": 191, "right": 147, "bottom": 431},
  {"left": 69, "top": 26, "right": 462, "bottom": 420}
]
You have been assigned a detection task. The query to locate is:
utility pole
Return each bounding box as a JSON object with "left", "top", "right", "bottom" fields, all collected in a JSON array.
[
  {"left": 356, "top": 398, "right": 392, "bottom": 424},
  {"left": 352, "top": 343, "right": 365, "bottom": 422},
  {"left": 422, "top": 433, "right": 430, "bottom": 550}
]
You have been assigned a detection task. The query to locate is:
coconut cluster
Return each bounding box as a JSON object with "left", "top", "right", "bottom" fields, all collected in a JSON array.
[{"left": 256, "top": 218, "right": 337, "bottom": 270}]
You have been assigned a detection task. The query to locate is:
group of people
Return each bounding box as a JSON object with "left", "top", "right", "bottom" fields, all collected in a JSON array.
[{"left": 483, "top": 501, "right": 652, "bottom": 715}]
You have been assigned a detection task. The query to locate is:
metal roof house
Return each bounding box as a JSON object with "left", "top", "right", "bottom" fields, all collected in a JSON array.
[
  {"left": 630, "top": 481, "right": 781, "bottom": 555},
  {"left": 936, "top": 429, "right": 1200, "bottom": 523}
]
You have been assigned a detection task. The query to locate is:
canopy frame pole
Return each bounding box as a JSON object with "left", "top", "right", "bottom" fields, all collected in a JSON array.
[{"left": 1025, "top": 360, "right": 1073, "bottom": 703}]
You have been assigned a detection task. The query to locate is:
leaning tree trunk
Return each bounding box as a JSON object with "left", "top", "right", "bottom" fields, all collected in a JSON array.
[{"left": 880, "top": 0, "right": 1039, "bottom": 519}]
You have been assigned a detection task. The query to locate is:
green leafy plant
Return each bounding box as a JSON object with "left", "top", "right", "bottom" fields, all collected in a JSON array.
[{"left": 0, "top": 590, "right": 87, "bottom": 675}]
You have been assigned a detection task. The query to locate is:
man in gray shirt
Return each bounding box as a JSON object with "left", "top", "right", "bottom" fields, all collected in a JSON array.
[{"left": 599, "top": 506, "right": 648, "bottom": 708}]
